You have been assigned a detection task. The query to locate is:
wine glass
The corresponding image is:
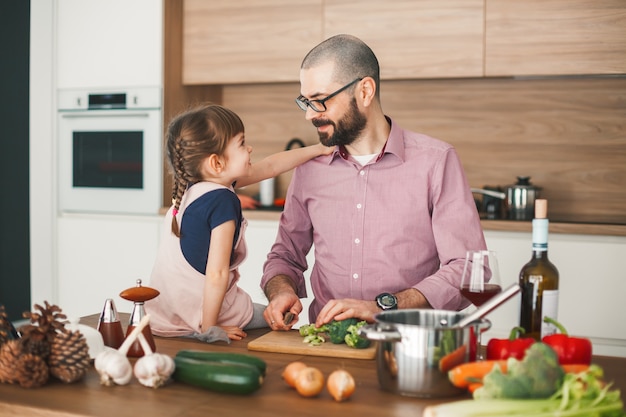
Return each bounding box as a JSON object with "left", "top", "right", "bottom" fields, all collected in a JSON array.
[{"left": 460, "top": 250, "right": 503, "bottom": 359}]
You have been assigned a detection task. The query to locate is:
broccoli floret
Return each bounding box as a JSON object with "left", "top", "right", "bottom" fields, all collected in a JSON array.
[
  {"left": 299, "top": 323, "right": 328, "bottom": 337},
  {"left": 344, "top": 321, "right": 371, "bottom": 349},
  {"left": 327, "top": 318, "right": 358, "bottom": 344},
  {"left": 474, "top": 342, "right": 565, "bottom": 399}
]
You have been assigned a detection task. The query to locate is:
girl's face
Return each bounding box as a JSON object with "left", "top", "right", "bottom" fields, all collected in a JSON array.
[{"left": 222, "top": 132, "right": 252, "bottom": 181}]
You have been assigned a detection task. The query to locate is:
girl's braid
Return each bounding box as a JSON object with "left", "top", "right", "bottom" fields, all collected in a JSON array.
[{"left": 170, "top": 139, "right": 188, "bottom": 237}]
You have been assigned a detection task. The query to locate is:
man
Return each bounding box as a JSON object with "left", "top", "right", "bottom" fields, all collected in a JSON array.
[{"left": 262, "top": 34, "right": 486, "bottom": 330}]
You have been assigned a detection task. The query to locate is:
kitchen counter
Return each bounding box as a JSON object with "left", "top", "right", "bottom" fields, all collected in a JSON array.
[
  {"left": 0, "top": 315, "right": 624, "bottom": 417},
  {"left": 242, "top": 209, "right": 626, "bottom": 236}
]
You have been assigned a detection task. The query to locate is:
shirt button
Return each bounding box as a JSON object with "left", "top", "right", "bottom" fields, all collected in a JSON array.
[
  {"left": 356, "top": 203, "right": 362, "bottom": 209},
  {"left": 354, "top": 238, "right": 360, "bottom": 244},
  {"left": 352, "top": 273, "right": 359, "bottom": 279},
  {"left": 359, "top": 170, "right": 365, "bottom": 176}
]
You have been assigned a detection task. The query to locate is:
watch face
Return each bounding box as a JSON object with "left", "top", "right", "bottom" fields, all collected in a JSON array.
[{"left": 377, "top": 293, "right": 397, "bottom": 310}]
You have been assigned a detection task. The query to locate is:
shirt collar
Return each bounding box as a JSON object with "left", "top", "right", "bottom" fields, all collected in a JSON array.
[{"left": 328, "top": 116, "right": 405, "bottom": 164}]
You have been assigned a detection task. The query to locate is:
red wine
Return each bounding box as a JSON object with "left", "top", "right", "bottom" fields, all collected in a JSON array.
[{"left": 460, "top": 284, "right": 502, "bottom": 306}]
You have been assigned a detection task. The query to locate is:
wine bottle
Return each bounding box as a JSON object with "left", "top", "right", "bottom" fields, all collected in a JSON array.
[{"left": 519, "top": 199, "right": 560, "bottom": 340}]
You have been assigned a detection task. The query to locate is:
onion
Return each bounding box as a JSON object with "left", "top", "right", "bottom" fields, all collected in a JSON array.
[
  {"left": 327, "top": 369, "right": 355, "bottom": 402},
  {"left": 294, "top": 367, "right": 325, "bottom": 397},
  {"left": 282, "top": 361, "right": 308, "bottom": 388}
]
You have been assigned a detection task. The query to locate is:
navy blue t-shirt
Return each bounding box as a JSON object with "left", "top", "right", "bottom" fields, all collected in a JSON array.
[{"left": 179, "top": 188, "right": 242, "bottom": 274}]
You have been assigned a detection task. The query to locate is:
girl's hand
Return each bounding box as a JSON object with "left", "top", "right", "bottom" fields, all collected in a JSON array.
[
  {"left": 220, "top": 326, "right": 247, "bottom": 341},
  {"left": 316, "top": 143, "right": 335, "bottom": 156},
  {"left": 237, "top": 194, "right": 259, "bottom": 209}
]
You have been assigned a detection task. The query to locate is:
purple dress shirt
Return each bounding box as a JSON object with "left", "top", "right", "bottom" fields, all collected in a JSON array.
[{"left": 261, "top": 117, "right": 486, "bottom": 321}]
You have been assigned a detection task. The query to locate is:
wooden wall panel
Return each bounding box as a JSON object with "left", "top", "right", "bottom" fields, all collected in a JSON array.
[
  {"left": 486, "top": 0, "right": 626, "bottom": 76},
  {"left": 221, "top": 77, "right": 626, "bottom": 225}
]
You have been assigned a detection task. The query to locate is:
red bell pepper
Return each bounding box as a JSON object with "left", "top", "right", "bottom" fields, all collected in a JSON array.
[
  {"left": 542, "top": 316, "right": 592, "bottom": 365},
  {"left": 486, "top": 326, "right": 535, "bottom": 360}
]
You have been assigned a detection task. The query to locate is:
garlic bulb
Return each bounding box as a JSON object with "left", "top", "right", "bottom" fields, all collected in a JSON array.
[
  {"left": 134, "top": 350, "right": 175, "bottom": 388},
  {"left": 133, "top": 331, "right": 175, "bottom": 388},
  {"left": 94, "top": 349, "right": 133, "bottom": 386},
  {"left": 94, "top": 314, "right": 150, "bottom": 386}
]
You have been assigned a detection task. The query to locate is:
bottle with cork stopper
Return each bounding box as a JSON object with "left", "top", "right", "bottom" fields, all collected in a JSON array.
[{"left": 518, "top": 199, "right": 560, "bottom": 340}]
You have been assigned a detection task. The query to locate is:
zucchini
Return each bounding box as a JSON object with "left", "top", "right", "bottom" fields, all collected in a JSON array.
[
  {"left": 175, "top": 350, "right": 267, "bottom": 376},
  {"left": 173, "top": 356, "right": 263, "bottom": 395}
]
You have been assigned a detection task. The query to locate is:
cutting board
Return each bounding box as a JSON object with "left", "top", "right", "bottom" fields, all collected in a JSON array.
[{"left": 247, "top": 330, "right": 376, "bottom": 360}]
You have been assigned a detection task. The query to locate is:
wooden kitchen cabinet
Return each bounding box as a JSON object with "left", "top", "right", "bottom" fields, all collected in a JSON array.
[
  {"left": 485, "top": 0, "right": 626, "bottom": 76},
  {"left": 325, "top": 0, "right": 484, "bottom": 79},
  {"left": 182, "top": 0, "right": 484, "bottom": 84},
  {"left": 182, "top": 0, "right": 323, "bottom": 84}
]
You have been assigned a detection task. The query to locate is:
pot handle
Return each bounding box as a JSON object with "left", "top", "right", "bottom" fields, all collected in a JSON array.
[{"left": 358, "top": 323, "right": 402, "bottom": 342}]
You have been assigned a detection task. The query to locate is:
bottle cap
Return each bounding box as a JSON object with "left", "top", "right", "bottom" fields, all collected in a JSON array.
[
  {"left": 535, "top": 199, "right": 548, "bottom": 219},
  {"left": 98, "top": 298, "right": 121, "bottom": 323}
]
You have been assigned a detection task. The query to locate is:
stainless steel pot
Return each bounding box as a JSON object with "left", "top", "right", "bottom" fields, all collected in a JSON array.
[
  {"left": 359, "top": 309, "right": 490, "bottom": 398},
  {"left": 471, "top": 176, "right": 540, "bottom": 221},
  {"left": 505, "top": 176, "right": 540, "bottom": 220}
]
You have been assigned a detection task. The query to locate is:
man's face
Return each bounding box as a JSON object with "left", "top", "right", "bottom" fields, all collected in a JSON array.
[
  {"left": 299, "top": 64, "right": 367, "bottom": 147},
  {"left": 312, "top": 98, "right": 366, "bottom": 147}
]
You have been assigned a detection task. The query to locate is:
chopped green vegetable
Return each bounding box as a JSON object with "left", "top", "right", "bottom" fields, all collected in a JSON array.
[
  {"left": 298, "top": 319, "right": 370, "bottom": 349},
  {"left": 344, "top": 321, "right": 371, "bottom": 349},
  {"left": 474, "top": 342, "right": 565, "bottom": 399},
  {"left": 423, "top": 364, "right": 625, "bottom": 417},
  {"left": 327, "top": 318, "right": 358, "bottom": 344}
]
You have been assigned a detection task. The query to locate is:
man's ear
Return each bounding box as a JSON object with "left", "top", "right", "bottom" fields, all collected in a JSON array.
[{"left": 360, "top": 76, "right": 376, "bottom": 107}]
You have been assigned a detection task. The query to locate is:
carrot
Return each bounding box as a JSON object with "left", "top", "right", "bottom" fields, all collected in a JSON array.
[
  {"left": 448, "top": 360, "right": 508, "bottom": 389},
  {"left": 467, "top": 382, "right": 483, "bottom": 394},
  {"left": 439, "top": 345, "right": 468, "bottom": 373},
  {"left": 562, "top": 363, "right": 590, "bottom": 374}
]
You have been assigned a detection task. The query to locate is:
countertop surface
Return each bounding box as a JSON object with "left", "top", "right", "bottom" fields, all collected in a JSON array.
[
  {"left": 242, "top": 209, "right": 626, "bottom": 236},
  {"left": 0, "top": 315, "right": 624, "bottom": 417}
]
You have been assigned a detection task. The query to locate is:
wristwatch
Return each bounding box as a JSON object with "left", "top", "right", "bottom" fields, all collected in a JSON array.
[{"left": 375, "top": 292, "right": 398, "bottom": 310}]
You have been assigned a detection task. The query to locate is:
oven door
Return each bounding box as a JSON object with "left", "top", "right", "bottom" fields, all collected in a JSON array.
[{"left": 58, "top": 108, "right": 162, "bottom": 215}]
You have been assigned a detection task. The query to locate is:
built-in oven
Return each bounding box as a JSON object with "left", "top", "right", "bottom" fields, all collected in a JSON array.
[{"left": 57, "top": 87, "right": 163, "bottom": 215}]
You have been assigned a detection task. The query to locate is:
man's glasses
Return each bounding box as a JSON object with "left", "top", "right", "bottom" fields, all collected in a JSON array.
[{"left": 295, "top": 78, "right": 363, "bottom": 112}]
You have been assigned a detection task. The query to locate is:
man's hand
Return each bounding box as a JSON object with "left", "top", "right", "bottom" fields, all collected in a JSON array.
[
  {"left": 314, "top": 298, "right": 378, "bottom": 328},
  {"left": 263, "top": 275, "right": 302, "bottom": 330},
  {"left": 314, "top": 289, "right": 431, "bottom": 327}
]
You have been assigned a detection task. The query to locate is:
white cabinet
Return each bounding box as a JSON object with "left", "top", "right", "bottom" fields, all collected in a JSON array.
[
  {"left": 57, "top": 214, "right": 162, "bottom": 319},
  {"left": 56, "top": 0, "right": 163, "bottom": 89},
  {"left": 483, "top": 230, "right": 626, "bottom": 357}
]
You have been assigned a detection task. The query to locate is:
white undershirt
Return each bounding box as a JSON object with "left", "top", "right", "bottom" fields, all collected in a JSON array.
[{"left": 352, "top": 153, "right": 378, "bottom": 166}]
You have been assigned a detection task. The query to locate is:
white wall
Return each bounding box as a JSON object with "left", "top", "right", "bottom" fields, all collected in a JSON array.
[{"left": 30, "top": 0, "right": 57, "bottom": 306}]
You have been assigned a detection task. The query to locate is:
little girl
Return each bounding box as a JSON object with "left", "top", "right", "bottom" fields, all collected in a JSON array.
[{"left": 146, "top": 104, "right": 330, "bottom": 341}]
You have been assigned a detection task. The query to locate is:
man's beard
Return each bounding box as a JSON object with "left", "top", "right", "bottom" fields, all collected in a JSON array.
[{"left": 312, "top": 98, "right": 366, "bottom": 147}]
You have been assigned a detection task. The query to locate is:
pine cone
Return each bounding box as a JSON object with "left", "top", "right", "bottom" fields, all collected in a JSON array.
[
  {"left": 0, "top": 305, "right": 12, "bottom": 348},
  {"left": 19, "top": 301, "right": 67, "bottom": 361},
  {"left": 48, "top": 330, "right": 90, "bottom": 383},
  {"left": 18, "top": 324, "right": 50, "bottom": 360},
  {"left": 0, "top": 339, "right": 22, "bottom": 384},
  {"left": 15, "top": 353, "right": 49, "bottom": 388}
]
